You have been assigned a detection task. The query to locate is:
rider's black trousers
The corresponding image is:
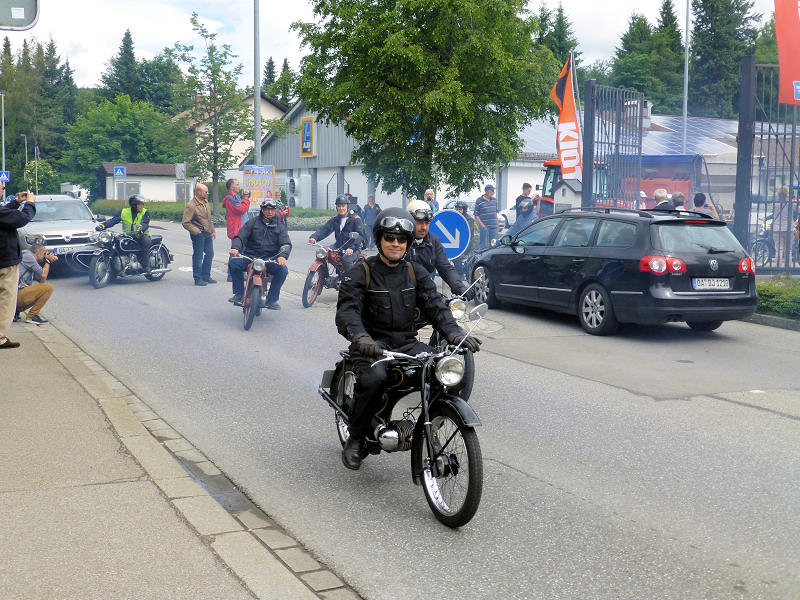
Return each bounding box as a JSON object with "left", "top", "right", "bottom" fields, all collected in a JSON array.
[{"left": 348, "top": 339, "right": 430, "bottom": 439}]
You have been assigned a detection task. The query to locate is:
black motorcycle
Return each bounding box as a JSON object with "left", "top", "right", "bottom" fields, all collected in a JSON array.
[
  {"left": 68, "top": 229, "right": 173, "bottom": 288},
  {"left": 319, "top": 303, "right": 488, "bottom": 528}
]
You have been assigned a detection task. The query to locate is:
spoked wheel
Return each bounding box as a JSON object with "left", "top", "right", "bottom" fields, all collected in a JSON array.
[
  {"left": 144, "top": 247, "right": 169, "bottom": 281},
  {"left": 302, "top": 269, "right": 325, "bottom": 307},
  {"left": 578, "top": 283, "right": 618, "bottom": 335},
  {"left": 89, "top": 254, "right": 114, "bottom": 289},
  {"left": 243, "top": 283, "right": 261, "bottom": 331},
  {"left": 416, "top": 405, "right": 483, "bottom": 528},
  {"left": 472, "top": 266, "right": 498, "bottom": 308},
  {"left": 429, "top": 330, "right": 475, "bottom": 401},
  {"left": 750, "top": 239, "right": 771, "bottom": 268}
]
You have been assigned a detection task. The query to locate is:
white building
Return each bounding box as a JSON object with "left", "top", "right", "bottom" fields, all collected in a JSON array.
[{"left": 100, "top": 162, "right": 196, "bottom": 203}]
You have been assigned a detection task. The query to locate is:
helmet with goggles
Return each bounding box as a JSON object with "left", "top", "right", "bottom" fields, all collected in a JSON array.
[
  {"left": 260, "top": 199, "right": 278, "bottom": 210},
  {"left": 407, "top": 199, "right": 433, "bottom": 222},
  {"left": 372, "top": 207, "right": 415, "bottom": 246}
]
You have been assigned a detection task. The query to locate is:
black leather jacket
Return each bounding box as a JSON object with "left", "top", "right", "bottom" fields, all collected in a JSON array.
[
  {"left": 336, "top": 255, "right": 464, "bottom": 348},
  {"left": 312, "top": 213, "right": 365, "bottom": 250},
  {"left": 231, "top": 215, "right": 291, "bottom": 259},
  {"left": 406, "top": 232, "right": 467, "bottom": 295}
]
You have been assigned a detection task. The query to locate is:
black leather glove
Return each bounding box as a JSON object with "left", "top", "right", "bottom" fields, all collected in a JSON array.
[
  {"left": 351, "top": 334, "right": 381, "bottom": 359},
  {"left": 461, "top": 286, "right": 475, "bottom": 301},
  {"left": 448, "top": 333, "right": 482, "bottom": 353},
  {"left": 95, "top": 224, "right": 104, "bottom": 231}
]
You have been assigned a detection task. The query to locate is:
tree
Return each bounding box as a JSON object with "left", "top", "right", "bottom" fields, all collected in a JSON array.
[
  {"left": 23, "top": 157, "right": 59, "bottom": 193},
  {"left": 269, "top": 58, "right": 294, "bottom": 106},
  {"left": 542, "top": 4, "right": 581, "bottom": 68},
  {"left": 140, "top": 49, "right": 191, "bottom": 114},
  {"left": 62, "top": 95, "right": 190, "bottom": 198},
  {"left": 294, "top": 0, "right": 558, "bottom": 196},
  {"left": 262, "top": 56, "right": 276, "bottom": 91},
  {"left": 648, "top": 0, "right": 685, "bottom": 113},
  {"left": 175, "top": 13, "right": 253, "bottom": 217},
  {"left": 754, "top": 13, "right": 776, "bottom": 63},
  {"left": 689, "top": 0, "right": 759, "bottom": 118},
  {"left": 577, "top": 59, "right": 612, "bottom": 91},
  {"left": 611, "top": 14, "right": 654, "bottom": 92},
  {"left": 100, "top": 29, "right": 142, "bottom": 102}
]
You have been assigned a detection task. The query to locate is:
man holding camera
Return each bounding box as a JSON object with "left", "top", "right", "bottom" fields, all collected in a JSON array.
[
  {"left": 16, "top": 242, "right": 56, "bottom": 324},
  {"left": 0, "top": 190, "right": 36, "bottom": 348}
]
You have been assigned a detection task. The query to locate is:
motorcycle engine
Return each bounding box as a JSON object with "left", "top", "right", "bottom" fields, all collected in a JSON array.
[
  {"left": 374, "top": 420, "right": 415, "bottom": 452},
  {"left": 128, "top": 255, "right": 141, "bottom": 271}
]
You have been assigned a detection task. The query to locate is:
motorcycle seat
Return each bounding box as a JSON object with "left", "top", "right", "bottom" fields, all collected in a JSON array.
[{"left": 150, "top": 235, "right": 163, "bottom": 244}]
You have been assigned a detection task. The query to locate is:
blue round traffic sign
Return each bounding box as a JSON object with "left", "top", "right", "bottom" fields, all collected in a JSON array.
[{"left": 430, "top": 210, "right": 472, "bottom": 259}]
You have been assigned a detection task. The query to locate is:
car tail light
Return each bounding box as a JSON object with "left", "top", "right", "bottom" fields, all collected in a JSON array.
[
  {"left": 640, "top": 255, "right": 686, "bottom": 274},
  {"left": 738, "top": 257, "right": 755, "bottom": 273}
]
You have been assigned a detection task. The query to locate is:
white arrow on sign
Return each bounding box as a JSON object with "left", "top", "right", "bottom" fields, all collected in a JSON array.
[{"left": 434, "top": 221, "right": 461, "bottom": 248}]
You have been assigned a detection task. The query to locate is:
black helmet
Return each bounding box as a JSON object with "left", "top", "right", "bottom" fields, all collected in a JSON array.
[
  {"left": 334, "top": 194, "right": 348, "bottom": 206},
  {"left": 454, "top": 200, "right": 469, "bottom": 212},
  {"left": 129, "top": 194, "right": 146, "bottom": 207},
  {"left": 260, "top": 198, "right": 278, "bottom": 210},
  {"left": 372, "top": 206, "right": 415, "bottom": 246}
]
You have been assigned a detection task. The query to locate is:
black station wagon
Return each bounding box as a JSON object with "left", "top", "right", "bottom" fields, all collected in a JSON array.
[{"left": 469, "top": 208, "right": 758, "bottom": 335}]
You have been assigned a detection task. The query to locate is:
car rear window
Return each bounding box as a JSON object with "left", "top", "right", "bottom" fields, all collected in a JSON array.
[
  {"left": 652, "top": 221, "right": 744, "bottom": 254},
  {"left": 30, "top": 200, "right": 93, "bottom": 222}
]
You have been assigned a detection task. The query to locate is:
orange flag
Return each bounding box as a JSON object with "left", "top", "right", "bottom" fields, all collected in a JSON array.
[
  {"left": 550, "top": 58, "right": 582, "bottom": 180},
  {"left": 775, "top": 0, "right": 800, "bottom": 105}
]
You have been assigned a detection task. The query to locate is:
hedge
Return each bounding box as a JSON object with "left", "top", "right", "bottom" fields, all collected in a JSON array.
[
  {"left": 89, "top": 199, "right": 334, "bottom": 231},
  {"left": 756, "top": 275, "right": 800, "bottom": 321}
]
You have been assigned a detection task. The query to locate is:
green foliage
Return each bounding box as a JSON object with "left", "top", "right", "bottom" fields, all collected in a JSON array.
[
  {"left": 689, "top": 0, "right": 759, "bottom": 118},
  {"left": 754, "top": 13, "right": 777, "bottom": 63},
  {"left": 540, "top": 4, "right": 581, "bottom": 68},
  {"left": 649, "top": 0, "right": 685, "bottom": 113},
  {"left": 262, "top": 56, "right": 277, "bottom": 92},
  {"left": 91, "top": 199, "right": 186, "bottom": 221},
  {"left": 140, "top": 49, "right": 192, "bottom": 114},
  {"left": 577, "top": 59, "right": 612, "bottom": 91},
  {"left": 268, "top": 58, "right": 295, "bottom": 106},
  {"left": 100, "top": 30, "right": 142, "bottom": 102},
  {"left": 175, "top": 13, "right": 253, "bottom": 218},
  {"left": 294, "top": 0, "right": 558, "bottom": 197},
  {"left": 22, "top": 158, "right": 59, "bottom": 193},
  {"left": 756, "top": 275, "right": 800, "bottom": 320}
]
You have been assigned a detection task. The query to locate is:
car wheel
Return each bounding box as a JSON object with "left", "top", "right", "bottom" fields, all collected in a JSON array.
[
  {"left": 471, "top": 266, "right": 499, "bottom": 308},
  {"left": 686, "top": 320, "right": 723, "bottom": 332},
  {"left": 578, "top": 283, "right": 618, "bottom": 335}
]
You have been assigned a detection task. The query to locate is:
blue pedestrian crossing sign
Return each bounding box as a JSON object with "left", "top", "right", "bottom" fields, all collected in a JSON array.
[
  {"left": 431, "top": 209, "right": 472, "bottom": 259},
  {"left": 0, "top": 171, "right": 9, "bottom": 182},
  {"left": 113, "top": 166, "right": 126, "bottom": 177}
]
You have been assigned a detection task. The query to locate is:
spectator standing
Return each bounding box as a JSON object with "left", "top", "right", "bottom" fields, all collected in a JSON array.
[
  {"left": 652, "top": 188, "right": 671, "bottom": 210},
  {"left": 671, "top": 192, "right": 686, "bottom": 210},
  {"left": 514, "top": 183, "right": 533, "bottom": 217},
  {"left": 773, "top": 186, "right": 792, "bottom": 266},
  {"left": 505, "top": 197, "right": 538, "bottom": 238},
  {"left": 423, "top": 189, "right": 439, "bottom": 213},
  {"left": 222, "top": 179, "right": 250, "bottom": 239},
  {"left": 16, "top": 242, "right": 56, "bottom": 324},
  {"left": 474, "top": 184, "right": 499, "bottom": 249},
  {"left": 182, "top": 183, "right": 217, "bottom": 286},
  {"left": 362, "top": 195, "right": 382, "bottom": 249},
  {"left": 0, "top": 190, "right": 36, "bottom": 349},
  {"left": 692, "top": 192, "right": 719, "bottom": 218},
  {"left": 345, "top": 192, "right": 362, "bottom": 217},
  {"left": 452, "top": 200, "right": 477, "bottom": 280}
]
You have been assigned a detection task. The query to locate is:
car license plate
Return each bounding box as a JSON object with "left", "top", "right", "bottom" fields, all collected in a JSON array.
[
  {"left": 54, "top": 246, "right": 76, "bottom": 255},
  {"left": 692, "top": 278, "right": 730, "bottom": 290}
]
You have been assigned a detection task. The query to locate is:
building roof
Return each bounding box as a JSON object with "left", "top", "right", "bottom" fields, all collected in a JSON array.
[{"left": 100, "top": 162, "right": 179, "bottom": 177}]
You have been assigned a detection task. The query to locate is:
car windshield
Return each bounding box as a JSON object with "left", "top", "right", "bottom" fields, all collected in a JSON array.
[
  {"left": 30, "top": 200, "right": 93, "bottom": 222},
  {"left": 653, "top": 222, "right": 744, "bottom": 254}
]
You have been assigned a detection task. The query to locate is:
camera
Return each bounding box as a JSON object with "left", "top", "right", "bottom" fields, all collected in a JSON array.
[
  {"left": 243, "top": 190, "right": 251, "bottom": 198},
  {"left": 18, "top": 191, "right": 28, "bottom": 200}
]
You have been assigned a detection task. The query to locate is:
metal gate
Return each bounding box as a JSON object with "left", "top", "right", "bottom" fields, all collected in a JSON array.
[
  {"left": 581, "top": 82, "right": 644, "bottom": 209},
  {"left": 735, "top": 56, "right": 800, "bottom": 272}
]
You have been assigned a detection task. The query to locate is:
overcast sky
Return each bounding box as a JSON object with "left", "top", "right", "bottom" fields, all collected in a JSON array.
[{"left": 2, "top": 0, "right": 776, "bottom": 89}]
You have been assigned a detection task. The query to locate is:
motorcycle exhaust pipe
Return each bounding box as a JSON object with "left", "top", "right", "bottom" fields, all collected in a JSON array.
[{"left": 147, "top": 268, "right": 171, "bottom": 274}]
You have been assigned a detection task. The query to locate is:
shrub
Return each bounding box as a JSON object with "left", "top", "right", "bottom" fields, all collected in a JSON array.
[{"left": 756, "top": 274, "right": 800, "bottom": 320}]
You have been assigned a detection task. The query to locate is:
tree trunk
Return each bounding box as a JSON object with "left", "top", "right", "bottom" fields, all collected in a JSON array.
[{"left": 211, "top": 173, "right": 220, "bottom": 219}]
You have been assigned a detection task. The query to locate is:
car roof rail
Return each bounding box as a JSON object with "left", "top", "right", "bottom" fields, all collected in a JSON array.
[
  {"left": 645, "top": 208, "right": 719, "bottom": 220},
  {"left": 557, "top": 206, "right": 644, "bottom": 217}
]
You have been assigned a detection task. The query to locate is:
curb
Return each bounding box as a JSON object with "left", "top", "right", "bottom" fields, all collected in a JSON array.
[
  {"left": 30, "top": 323, "right": 362, "bottom": 600},
  {"left": 744, "top": 313, "right": 800, "bottom": 332}
]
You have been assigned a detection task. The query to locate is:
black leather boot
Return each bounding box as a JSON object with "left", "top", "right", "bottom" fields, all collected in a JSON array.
[{"left": 342, "top": 436, "right": 365, "bottom": 470}]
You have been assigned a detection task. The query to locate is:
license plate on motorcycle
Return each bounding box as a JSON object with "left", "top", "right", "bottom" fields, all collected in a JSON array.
[{"left": 692, "top": 278, "right": 730, "bottom": 290}]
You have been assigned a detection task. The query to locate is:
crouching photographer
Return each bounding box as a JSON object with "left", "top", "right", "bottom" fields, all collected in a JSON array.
[{"left": 16, "top": 242, "right": 56, "bottom": 325}]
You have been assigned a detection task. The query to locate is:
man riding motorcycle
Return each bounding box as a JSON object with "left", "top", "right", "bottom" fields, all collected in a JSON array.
[
  {"left": 228, "top": 199, "right": 291, "bottom": 309},
  {"left": 308, "top": 194, "right": 365, "bottom": 275},
  {"left": 405, "top": 199, "right": 471, "bottom": 298},
  {"left": 96, "top": 194, "right": 152, "bottom": 272},
  {"left": 335, "top": 207, "right": 482, "bottom": 470}
]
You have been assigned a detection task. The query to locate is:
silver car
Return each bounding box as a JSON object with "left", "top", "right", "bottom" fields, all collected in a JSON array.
[{"left": 18, "top": 194, "right": 105, "bottom": 256}]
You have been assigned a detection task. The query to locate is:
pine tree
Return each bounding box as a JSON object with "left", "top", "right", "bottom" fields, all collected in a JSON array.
[
  {"left": 611, "top": 13, "right": 654, "bottom": 92},
  {"left": 689, "top": 0, "right": 758, "bottom": 118},
  {"left": 270, "top": 58, "right": 294, "bottom": 106},
  {"left": 140, "top": 49, "right": 190, "bottom": 114},
  {"left": 542, "top": 4, "right": 580, "bottom": 67},
  {"left": 754, "top": 13, "right": 776, "bottom": 63},
  {"left": 649, "top": 0, "right": 685, "bottom": 113},
  {"left": 262, "top": 56, "right": 276, "bottom": 91},
  {"left": 101, "top": 29, "right": 142, "bottom": 102}
]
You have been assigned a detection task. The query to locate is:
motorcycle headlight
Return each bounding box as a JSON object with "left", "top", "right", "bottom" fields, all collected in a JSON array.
[
  {"left": 99, "top": 231, "right": 112, "bottom": 244},
  {"left": 253, "top": 258, "right": 266, "bottom": 272},
  {"left": 435, "top": 355, "right": 465, "bottom": 387},
  {"left": 90, "top": 232, "right": 100, "bottom": 242},
  {"left": 449, "top": 298, "right": 467, "bottom": 320},
  {"left": 316, "top": 248, "right": 327, "bottom": 260}
]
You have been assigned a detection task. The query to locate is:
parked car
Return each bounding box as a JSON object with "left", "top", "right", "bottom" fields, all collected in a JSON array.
[
  {"left": 499, "top": 207, "right": 516, "bottom": 229},
  {"left": 17, "top": 195, "right": 106, "bottom": 258},
  {"left": 470, "top": 207, "right": 758, "bottom": 335},
  {"left": 442, "top": 198, "right": 476, "bottom": 214}
]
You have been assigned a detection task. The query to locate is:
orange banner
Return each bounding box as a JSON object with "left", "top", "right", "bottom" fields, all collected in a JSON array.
[
  {"left": 775, "top": 0, "right": 800, "bottom": 105},
  {"left": 550, "top": 58, "right": 582, "bottom": 180}
]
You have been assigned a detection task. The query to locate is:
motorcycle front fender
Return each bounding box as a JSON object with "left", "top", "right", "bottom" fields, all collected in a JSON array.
[{"left": 251, "top": 273, "right": 263, "bottom": 287}]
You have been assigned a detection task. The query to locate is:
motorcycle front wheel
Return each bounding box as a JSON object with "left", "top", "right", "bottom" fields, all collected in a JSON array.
[
  {"left": 414, "top": 404, "right": 483, "bottom": 528},
  {"left": 89, "top": 254, "right": 114, "bottom": 289},
  {"left": 243, "top": 283, "right": 261, "bottom": 330},
  {"left": 302, "top": 269, "right": 325, "bottom": 308}
]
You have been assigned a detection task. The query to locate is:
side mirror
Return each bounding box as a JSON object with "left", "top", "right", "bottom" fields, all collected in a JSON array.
[
  {"left": 500, "top": 234, "right": 512, "bottom": 246},
  {"left": 350, "top": 232, "right": 360, "bottom": 239},
  {"left": 470, "top": 303, "right": 488, "bottom": 320}
]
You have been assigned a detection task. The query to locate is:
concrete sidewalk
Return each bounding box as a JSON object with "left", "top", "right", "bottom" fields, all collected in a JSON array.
[{"left": 0, "top": 322, "right": 359, "bottom": 600}]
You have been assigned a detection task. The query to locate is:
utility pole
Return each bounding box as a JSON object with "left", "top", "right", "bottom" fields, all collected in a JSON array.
[
  {"left": 681, "top": 0, "right": 690, "bottom": 154},
  {"left": 20, "top": 133, "right": 27, "bottom": 165},
  {"left": 253, "top": 0, "right": 262, "bottom": 166},
  {"left": 1, "top": 91, "right": 5, "bottom": 172}
]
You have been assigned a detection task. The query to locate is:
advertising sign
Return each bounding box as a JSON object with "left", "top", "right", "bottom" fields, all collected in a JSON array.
[
  {"left": 775, "top": 0, "right": 800, "bottom": 105},
  {"left": 242, "top": 165, "right": 276, "bottom": 204},
  {"left": 301, "top": 117, "right": 315, "bottom": 157},
  {"left": 550, "top": 57, "right": 582, "bottom": 181}
]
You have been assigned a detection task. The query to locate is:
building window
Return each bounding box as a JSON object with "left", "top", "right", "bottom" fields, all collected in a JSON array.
[
  {"left": 116, "top": 181, "right": 140, "bottom": 199},
  {"left": 176, "top": 182, "right": 192, "bottom": 203}
]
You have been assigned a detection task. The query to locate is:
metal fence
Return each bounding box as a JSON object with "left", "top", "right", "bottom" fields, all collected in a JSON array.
[
  {"left": 735, "top": 57, "right": 800, "bottom": 272},
  {"left": 581, "top": 82, "right": 644, "bottom": 209}
]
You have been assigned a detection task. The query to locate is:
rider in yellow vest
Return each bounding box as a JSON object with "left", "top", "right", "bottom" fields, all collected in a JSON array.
[{"left": 96, "top": 194, "right": 152, "bottom": 271}]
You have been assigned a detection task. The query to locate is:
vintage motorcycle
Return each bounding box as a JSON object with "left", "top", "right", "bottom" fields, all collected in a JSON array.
[
  {"left": 302, "top": 232, "right": 366, "bottom": 307},
  {"left": 67, "top": 229, "right": 173, "bottom": 289},
  {"left": 237, "top": 245, "right": 290, "bottom": 331},
  {"left": 318, "top": 303, "right": 488, "bottom": 528}
]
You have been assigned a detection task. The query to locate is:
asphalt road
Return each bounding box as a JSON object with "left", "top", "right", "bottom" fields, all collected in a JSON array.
[{"left": 42, "top": 221, "right": 800, "bottom": 599}]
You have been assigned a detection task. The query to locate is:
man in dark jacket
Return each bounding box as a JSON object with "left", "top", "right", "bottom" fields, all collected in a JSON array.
[
  {"left": 1, "top": 190, "right": 36, "bottom": 348},
  {"left": 335, "top": 207, "right": 481, "bottom": 470},
  {"left": 228, "top": 199, "right": 291, "bottom": 309},
  {"left": 309, "top": 195, "right": 365, "bottom": 273},
  {"left": 405, "top": 199, "right": 470, "bottom": 297}
]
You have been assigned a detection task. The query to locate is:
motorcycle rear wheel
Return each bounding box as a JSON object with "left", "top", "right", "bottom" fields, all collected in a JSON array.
[
  {"left": 415, "top": 404, "right": 483, "bottom": 528},
  {"left": 243, "top": 283, "right": 261, "bottom": 330},
  {"left": 89, "top": 254, "right": 114, "bottom": 289},
  {"left": 302, "top": 269, "right": 324, "bottom": 308},
  {"left": 144, "top": 247, "right": 169, "bottom": 281}
]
